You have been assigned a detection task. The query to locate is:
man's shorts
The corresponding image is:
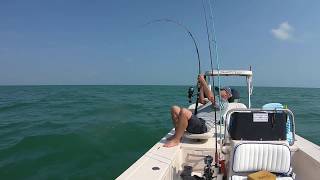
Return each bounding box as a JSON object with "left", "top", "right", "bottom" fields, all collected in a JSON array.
[{"left": 186, "top": 115, "right": 208, "bottom": 134}]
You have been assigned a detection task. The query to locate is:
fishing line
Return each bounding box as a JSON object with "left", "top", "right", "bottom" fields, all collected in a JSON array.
[{"left": 208, "top": 0, "right": 222, "bottom": 112}]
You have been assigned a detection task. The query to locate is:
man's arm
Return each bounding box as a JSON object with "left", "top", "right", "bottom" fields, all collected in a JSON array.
[
  {"left": 198, "top": 75, "right": 215, "bottom": 103},
  {"left": 199, "top": 85, "right": 206, "bottom": 104}
]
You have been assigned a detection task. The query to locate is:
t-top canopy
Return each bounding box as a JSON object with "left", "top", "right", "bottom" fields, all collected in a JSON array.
[
  {"left": 204, "top": 69, "right": 253, "bottom": 108},
  {"left": 204, "top": 70, "right": 252, "bottom": 77}
]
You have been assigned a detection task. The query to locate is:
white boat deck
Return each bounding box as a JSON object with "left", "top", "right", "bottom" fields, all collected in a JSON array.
[
  {"left": 117, "top": 130, "right": 320, "bottom": 180},
  {"left": 117, "top": 128, "right": 221, "bottom": 180}
]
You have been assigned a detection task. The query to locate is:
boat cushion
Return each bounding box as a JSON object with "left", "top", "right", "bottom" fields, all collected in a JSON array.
[
  {"left": 228, "top": 112, "right": 287, "bottom": 141},
  {"left": 224, "top": 103, "right": 247, "bottom": 119},
  {"left": 185, "top": 103, "right": 246, "bottom": 140},
  {"left": 226, "top": 102, "right": 247, "bottom": 110},
  {"left": 231, "top": 175, "right": 293, "bottom": 180},
  {"left": 233, "top": 143, "right": 291, "bottom": 173},
  {"left": 184, "top": 128, "right": 214, "bottom": 139}
]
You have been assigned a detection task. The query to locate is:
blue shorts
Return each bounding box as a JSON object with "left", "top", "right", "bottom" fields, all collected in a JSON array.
[{"left": 186, "top": 115, "right": 208, "bottom": 134}]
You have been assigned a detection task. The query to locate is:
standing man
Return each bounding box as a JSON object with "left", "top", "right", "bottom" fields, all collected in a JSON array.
[{"left": 164, "top": 75, "right": 232, "bottom": 147}]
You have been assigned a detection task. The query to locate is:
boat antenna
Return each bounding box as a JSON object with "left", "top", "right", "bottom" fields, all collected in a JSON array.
[
  {"left": 201, "top": 0, "right": 219, "bottom": 168},
  {"left": 145, "top": 19, "right": 202, "bottom": 115}
]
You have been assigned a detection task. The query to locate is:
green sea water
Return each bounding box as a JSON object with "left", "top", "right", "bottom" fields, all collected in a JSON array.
[{"left": 0, "top": 85, "right": 319, "bottom": 179}]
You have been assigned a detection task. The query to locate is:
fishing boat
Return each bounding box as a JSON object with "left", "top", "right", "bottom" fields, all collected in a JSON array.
[{"left": 116, "top": 69, "right": 320, "bottom": 180}]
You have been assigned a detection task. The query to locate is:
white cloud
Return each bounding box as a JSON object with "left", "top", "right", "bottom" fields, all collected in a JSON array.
[{"left": 271, "top": 22, "right": 294, "bottom": 40}]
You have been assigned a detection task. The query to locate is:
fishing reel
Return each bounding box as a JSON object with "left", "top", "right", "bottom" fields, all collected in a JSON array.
[
  {"left": 203, "top": 155, "right": 214, "bottom": 180},
  {"left": 180, "top": 156, "right": 216, "bottom": 180},
  {"left": 188, "top": 86, "right": 194, "bottom": 103}
]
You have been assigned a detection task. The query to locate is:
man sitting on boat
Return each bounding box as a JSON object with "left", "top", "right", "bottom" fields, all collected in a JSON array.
[{"left": 164, "top": 75, "right": 232, "bottom": 147}]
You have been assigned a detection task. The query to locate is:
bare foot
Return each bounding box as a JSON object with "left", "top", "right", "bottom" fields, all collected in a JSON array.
[
  {"left": 166, "top": 135, "right": 183, "bottom": 141},
  {"left": 163, "top": 139, "right": 180, "bottom": 148},
  {"left": 166, "top": 135, "right": 175, "bottom": 140}
]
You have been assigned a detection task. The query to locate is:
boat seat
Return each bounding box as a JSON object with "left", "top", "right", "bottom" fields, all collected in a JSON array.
[
  {"left": 229, "top": 142, "right": 293, "bottom": 180},
  {"left": 226, "top": 110, "right": 288, "bottom": 141},
  {"left": 185, "top": 103, "right": 247, "bottom": 140},
  {"left": 225, "top": 102, "right": 247, "bottom": 112},
  {"left": 184, "top": 128, "right": 214, "bottom": 140},
  {"left": 223, "top": 103, "right": 247, "bottom": 120},
  {"left": 232, "top": 143, "right": 291, "bottom": 173}
]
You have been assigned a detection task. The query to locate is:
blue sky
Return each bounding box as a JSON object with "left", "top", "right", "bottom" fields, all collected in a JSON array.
[{"left": 0, "top": 0, "right": 319, "bottom": 87}]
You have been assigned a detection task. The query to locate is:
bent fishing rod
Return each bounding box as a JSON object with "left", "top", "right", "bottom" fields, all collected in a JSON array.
[{"left": 145, "top": 19, "right": 202, "bottom": 115}]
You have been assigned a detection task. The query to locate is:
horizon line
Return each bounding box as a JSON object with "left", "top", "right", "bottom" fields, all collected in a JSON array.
[{"left": 0, "top": 84, "right": 319, "bottom": 89}]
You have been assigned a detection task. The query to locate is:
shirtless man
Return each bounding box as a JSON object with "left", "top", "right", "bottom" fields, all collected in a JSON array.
[{"left": 164, "top": 75, "right": 232, "bottom": 147}]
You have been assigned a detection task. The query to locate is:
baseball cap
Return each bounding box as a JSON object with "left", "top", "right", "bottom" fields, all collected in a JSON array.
[{"left": 220, "top": 86, "right": 232, "bottom": 97}]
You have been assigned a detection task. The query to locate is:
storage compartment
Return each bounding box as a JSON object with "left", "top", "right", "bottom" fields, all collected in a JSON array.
[{"left": 228, "top": 112, "right": 287, "bottom": 141}]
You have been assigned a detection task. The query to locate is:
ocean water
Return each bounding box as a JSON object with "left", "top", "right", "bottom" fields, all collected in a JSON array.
[{"left": 0, "top": 85, "right": 319, "bottom": 179}]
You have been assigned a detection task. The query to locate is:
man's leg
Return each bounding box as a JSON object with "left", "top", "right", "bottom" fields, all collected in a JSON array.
[
  {"left": 164, "top": 108, "right": 192, "bottom": 147},
  {"left": 171, "top": 106, "right": 181, "bottom": 127},
  {"left": 166, "top": 106, "right": 181, "bottom": 140}
]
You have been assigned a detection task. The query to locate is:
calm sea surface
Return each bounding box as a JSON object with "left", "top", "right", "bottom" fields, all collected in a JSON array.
[{"left": 0, "top": 85, "right": 319, "bottom": 179}]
